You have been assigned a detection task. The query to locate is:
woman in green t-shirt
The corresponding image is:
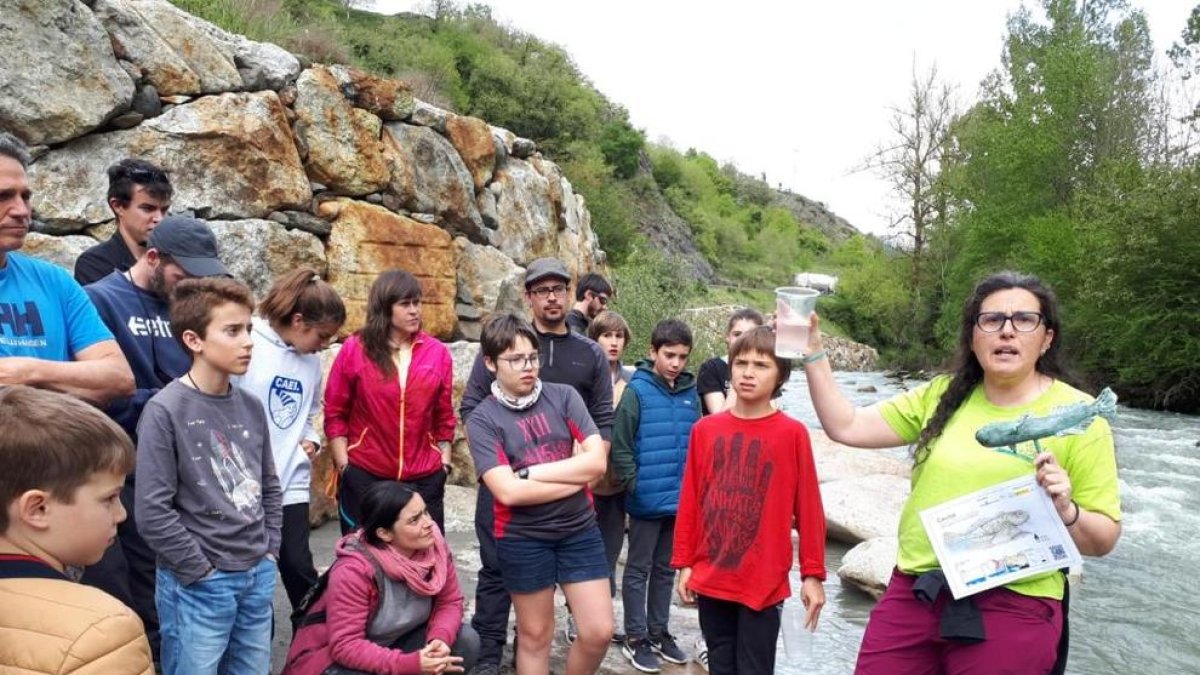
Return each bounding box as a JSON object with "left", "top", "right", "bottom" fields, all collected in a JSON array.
[{"left": 802, "top": 270, "right": 1122, "bottom": 675}]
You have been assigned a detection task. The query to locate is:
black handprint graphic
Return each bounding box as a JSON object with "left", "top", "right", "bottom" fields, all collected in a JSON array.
[{"left": 700, "top": 432, "right": 774, "bottom": 569}]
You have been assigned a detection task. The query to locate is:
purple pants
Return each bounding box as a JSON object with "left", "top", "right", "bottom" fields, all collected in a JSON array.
[{"left": 855, "top": 569, "right": 1063, "bottom": 675}]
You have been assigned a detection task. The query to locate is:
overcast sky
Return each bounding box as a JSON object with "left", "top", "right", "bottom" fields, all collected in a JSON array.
[{"left": 368, "top": 0, "right": 1196, "bottom": 236}]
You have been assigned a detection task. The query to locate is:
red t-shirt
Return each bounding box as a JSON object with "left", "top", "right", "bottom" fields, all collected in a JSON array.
[{"left": 671, "top": 410, "right": 826, "bottom": 611}]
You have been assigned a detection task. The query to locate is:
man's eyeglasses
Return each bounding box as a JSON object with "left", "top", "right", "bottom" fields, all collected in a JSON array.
[
  {"left": 497, "top": 353, "right": 539, "bottom": 370},
  {"left": 975, "top": 311, "right": 1044, "bottom": 333},
  {"left": 595, "top": 294, "right": 609, "bottom": 306},
  {"left": 529, "top": 284, "right": 568, "bottom": 299}
]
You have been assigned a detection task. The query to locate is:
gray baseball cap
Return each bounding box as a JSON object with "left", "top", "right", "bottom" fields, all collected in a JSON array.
[
  {"left": 524, "top": 257, "right": 570, "bottom": 288},
  {"left": 147, "top": 215, "right": 230, "bottom": 277}
]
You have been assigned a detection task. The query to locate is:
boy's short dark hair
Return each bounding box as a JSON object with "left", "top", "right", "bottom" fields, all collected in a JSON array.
[
  {"left": 107, "top": 158, "right": 173, "bottom": 205},
  {"left": 727, "top": 308, "right": 765, "bottom": 333},
  {"left": 728, "top": 326, "right": 793, "bottom": 396},
  {"left": 170, "top": 277, "right": 255, "bottom": 354},
  {"left": 574, "top": 272, "right": 612, "bottom": 301},
  {"left": 587, "top": 310, "right": 631, "bottom": 344},
  {"left": 0, "top": 385, "right": 134, "bottom": 532},
  {"left": 650, "top": 318, "right": 693, "bottom": 350},
  {"left": 481, "top": 312, "right": 539, "bottom": 361}
]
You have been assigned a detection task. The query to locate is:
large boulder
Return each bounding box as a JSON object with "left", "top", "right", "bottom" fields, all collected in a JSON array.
[
  {"left": 491, "top": 158, "right": 557, "bottom": 265},
  {"left": 29, "top": 91, "right": 310, "bottom": 230},
  {"left": 207, "top": 219, "right": 326, "bottom": 300},
  {"left": 94, "top": 0, "right": 241, "bottom": 96},
  {"left": 293, "top": 66, "right": 391, "bottom": 197},
  {"left": 838, "top": 537, "right": 898, "bottom": 599},
  {"left": 329, "top": 65, "right": 415, "bottom": 121},
  {"left": 443, "top": 115, "right": 495, "bottom": 191},
  {"left": 0, "top": 0, "right": 134, "bottom": 145},
  {"left": 820, "top": 474, "right": 910, "bottom": 544},
  {"left": 308, "top": 342, "right": 342, "bottom": 526},
  {"left": 383, "top": 123, "right": 487, "bottom": 243},
  {"left": 19, "top": 232, "right": 98, "bottom": 272},
  {"left": 454, "top": 238, "right": 525, "bottom": 318},
  {"left": 447, "top": 340, "right": 480, "bottom": 486},
  {"left": 322, "top": 199, "right": 457, "bottom": 340},
  {"left": 810, "top": 431, "right": 911, "bottom": 484}
]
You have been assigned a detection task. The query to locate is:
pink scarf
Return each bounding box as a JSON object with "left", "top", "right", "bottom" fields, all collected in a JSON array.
[{"left": 341, "top": 528, "right": 449, "bottom": 597}]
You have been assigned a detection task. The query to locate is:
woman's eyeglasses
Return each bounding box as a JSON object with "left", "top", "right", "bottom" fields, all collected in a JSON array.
[{"left": 975, "top": 311, "right": 1044, "bottom": 333}]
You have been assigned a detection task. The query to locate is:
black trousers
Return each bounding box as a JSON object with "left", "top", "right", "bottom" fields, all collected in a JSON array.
[
  {"left": 280, "top": 502, "right": 320, "bottom": 620},
  {"left": 338, "top": 463, "right": 447, "bottom": 535},
  {"left": 324, "top": 623, "right": 481, "bottom": 674},
  {"left": 81, "top": 481, "right": 160, "bottom": 660},
  {"left": 594, "top": 491, "right": 626, "bottom": 597},
  {"left": 470, "top": 484, "right": 511, "bottom": 667},
  {"left": 697, "top": 594, "right": 782, "bottom": 675}
]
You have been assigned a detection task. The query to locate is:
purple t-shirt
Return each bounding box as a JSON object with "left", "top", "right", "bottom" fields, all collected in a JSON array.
[{"left": 466, "top": 382, "right": 599, "bottom": 540}]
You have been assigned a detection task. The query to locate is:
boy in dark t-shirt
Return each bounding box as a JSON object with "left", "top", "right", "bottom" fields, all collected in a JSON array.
[
  {"left": 674, "top": 326, "right": 826, "bottom": 675},
  {"left": 697, "top": 308, "right": 765, "bottom": 415},
  {"left": 465, "top": 312, "right": 613, "bottom": 675}
]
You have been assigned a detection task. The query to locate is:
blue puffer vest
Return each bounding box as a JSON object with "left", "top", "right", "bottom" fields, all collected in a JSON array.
[{"left": 625, "top": 366, "right": 701, "bottom": 519}]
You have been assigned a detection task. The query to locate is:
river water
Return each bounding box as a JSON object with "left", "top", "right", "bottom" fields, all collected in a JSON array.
[{"left": 773, "top": 371, "right": 1200, "bottom": 674}]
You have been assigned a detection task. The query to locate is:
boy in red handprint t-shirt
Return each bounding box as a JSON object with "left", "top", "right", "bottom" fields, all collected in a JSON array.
[{"left": 672, "top": 326, "right": 827, "bottom": 674}]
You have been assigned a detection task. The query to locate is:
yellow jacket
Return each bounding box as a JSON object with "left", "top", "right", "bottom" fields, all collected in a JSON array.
[{"left": 0, "top": 577, "right": 153, "bottom": 674}]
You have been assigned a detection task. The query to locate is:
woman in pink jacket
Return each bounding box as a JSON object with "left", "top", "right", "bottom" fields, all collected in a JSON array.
[
  {"left": 325, "top": 270, "right": 456, "bottom": 534},
  {"left": 283, "top": 482, "right": 479, "bottom": 675}
]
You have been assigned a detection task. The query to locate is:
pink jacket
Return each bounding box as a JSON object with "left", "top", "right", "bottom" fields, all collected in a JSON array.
[
  {"left": 324, "top": 333, "right": 455, "bottom": 481},
  {"left": 283, "top": 533, "right": 464, "bottom": 675}
]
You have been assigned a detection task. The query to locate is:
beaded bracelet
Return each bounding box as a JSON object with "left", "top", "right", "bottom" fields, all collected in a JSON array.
[{"left": 801, "top": 349, "right": 827, "bottom": 365}]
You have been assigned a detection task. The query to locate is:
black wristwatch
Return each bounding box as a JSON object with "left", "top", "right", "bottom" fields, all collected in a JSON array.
[{"left": 517, "top": 467, "right": 530, "bottom": 480}]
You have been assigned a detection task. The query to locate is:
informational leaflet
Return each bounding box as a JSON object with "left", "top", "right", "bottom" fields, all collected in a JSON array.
[{"left": 919, "top": 474, "right": 1082, "bottom": 599}]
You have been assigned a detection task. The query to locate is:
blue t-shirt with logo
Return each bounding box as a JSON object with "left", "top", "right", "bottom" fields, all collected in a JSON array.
[{"left": 0, "top": 252, "right": 112, "bottom": 360}]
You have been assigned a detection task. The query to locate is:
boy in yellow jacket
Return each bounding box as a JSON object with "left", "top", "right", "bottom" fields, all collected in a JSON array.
[{"left": 0, "top": 385, "right": 153, "bottom": 674}]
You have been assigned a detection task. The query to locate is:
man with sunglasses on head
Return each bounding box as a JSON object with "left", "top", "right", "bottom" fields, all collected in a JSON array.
[
  {"left": 74, "top": 159, "right": 173, "bottom": 285},
  {"left": 566, "top": 272, "right": 613, "bottom": 336},
  {"left": 80, "top": 214, "right": 231, "bottom": 665},
  {"left": 460, "top": 257, "right": 615, "bottom": 675}
]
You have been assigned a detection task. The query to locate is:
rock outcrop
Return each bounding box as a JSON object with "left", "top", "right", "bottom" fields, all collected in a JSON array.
[{"left": 7, "top": 0, "right": 608, "bottom": 518}]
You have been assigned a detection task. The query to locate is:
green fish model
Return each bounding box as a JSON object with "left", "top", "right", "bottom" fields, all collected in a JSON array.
[{"left": 975, "top": 387, "right": 1118, "bottom": 462}]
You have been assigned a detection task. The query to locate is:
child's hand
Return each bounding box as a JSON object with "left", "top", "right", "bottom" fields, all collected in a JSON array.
[
  {"left": 801, "top": 576, "right": 826, "bottom": 631},
  {"left": 676, "top": 567, "right": 697, "bottom": 605}
]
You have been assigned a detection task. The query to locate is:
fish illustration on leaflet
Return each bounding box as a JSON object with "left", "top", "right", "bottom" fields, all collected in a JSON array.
[{"left": 975, "top": 387, "right": 1118, "bottom": 463}]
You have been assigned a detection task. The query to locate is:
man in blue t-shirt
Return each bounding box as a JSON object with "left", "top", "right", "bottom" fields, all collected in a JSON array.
[{"left": 0, "top": 131, "right": 133, "bottom": 405}]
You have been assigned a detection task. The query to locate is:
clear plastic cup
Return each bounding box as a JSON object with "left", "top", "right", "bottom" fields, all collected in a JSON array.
[
  {"left": 774, "top": 287, "right": 820, "bottom": 358},
  {"left": 780, "top": 572, "right": 814, "bottom": 666}
]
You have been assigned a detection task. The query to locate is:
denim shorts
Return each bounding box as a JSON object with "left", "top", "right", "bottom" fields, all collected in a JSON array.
[{"left": 496, "top": 524, "right": 610, "bottom": 594}]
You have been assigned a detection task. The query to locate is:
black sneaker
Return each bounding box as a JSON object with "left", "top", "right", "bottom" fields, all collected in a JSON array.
[
  {"left": 564, "top": 614, "right": 577, "bottom": 644},
  {"left": 622, "top": 637, "right": 662, "bottom": 673},
  {"left": 651, "top": 632, "right": 689, "bottom": 665},
  {"left": 612, "top": 630, "right": 627, "bottom": 644}
]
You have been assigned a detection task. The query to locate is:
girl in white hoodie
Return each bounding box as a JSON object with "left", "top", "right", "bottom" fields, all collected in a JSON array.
[{"left": 236, "top": 267, "right": 346, "bottom": 624}]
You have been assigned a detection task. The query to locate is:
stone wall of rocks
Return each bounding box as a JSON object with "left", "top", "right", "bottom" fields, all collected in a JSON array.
[{"left": 2, "top": 0, "right": 607, "bottom": 344}]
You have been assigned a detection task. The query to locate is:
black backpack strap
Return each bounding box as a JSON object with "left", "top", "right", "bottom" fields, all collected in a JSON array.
[
  {"left": 289, "top": 540, "right": 388, "bottom": 634},
  {"left": 1050, "top": 569, "right": 1071, "bottom": 675}
]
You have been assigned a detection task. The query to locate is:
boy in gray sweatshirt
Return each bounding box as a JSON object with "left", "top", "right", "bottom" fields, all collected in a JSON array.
[{"left": 135, "top": 277, "right": 282, "bottom": 675}]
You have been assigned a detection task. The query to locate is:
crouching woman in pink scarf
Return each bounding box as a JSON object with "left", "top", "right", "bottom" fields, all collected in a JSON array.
[{"left": 284, "top": 482, "right": 479, "bottom": 674}]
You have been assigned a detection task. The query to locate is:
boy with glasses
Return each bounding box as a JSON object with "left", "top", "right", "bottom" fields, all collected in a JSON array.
[{"left": 460, "top": 257, "right": 614, "bottom": 674}]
